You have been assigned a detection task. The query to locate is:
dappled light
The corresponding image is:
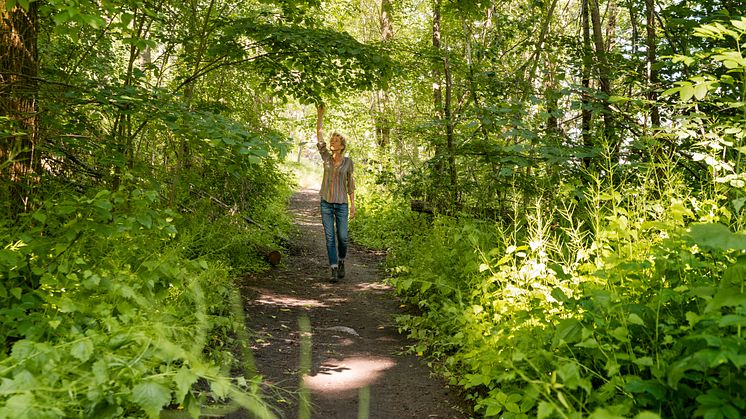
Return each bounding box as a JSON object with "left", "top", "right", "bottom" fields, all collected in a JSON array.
[
  {"left": 303, "top": 356, "right": 397, "bottom": 394},
  {"left": 354, "top": 281, "right": 392, "bottom": 292},
  {"left": 3, "top": 0, "right": 745, "bottom": 417},
  {"left": 250, "top": 288, "right": 331, "bottom": 308}
]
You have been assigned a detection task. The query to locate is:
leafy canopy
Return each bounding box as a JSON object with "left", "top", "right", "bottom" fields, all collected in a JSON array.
[{"left": 217, "top": 17, "right": 394, "bottom": 105}]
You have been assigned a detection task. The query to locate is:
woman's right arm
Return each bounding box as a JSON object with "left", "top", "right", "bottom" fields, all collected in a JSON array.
[
  {"left": 316, "top": 105, "right": 330, "bottom": 160},
  {"left": 316, "top": 104, "right": 325, "bottom": 145}
]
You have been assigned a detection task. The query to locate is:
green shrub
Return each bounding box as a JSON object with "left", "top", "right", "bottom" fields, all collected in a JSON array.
[
  {"left": 0, "top": 186, "right": 276, "bottom": 418},
  {"left": 353, "top": 166, "right": 746, "bottom": 418}
]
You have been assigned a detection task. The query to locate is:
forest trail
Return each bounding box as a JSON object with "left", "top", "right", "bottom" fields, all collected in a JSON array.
[{"left": 233, "top": 188, "right": 468, "bottom": 419}]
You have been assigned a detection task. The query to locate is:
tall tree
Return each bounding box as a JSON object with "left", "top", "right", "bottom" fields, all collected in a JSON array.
[
  {"left": 581, "top": 0, "right": 594, "bottom": 168},
  {"left": 589, "top": 0, "right": 616, "bottom": 154},
  {"left": 0, "top": 0, "right": 38, "bottom": 217},
  {"left": 374, "top": 0, "right": 393, "bottom": 148},
  {"left": 645, "top": 0, "right": 660, "bottom": 127},
  {"left": 430, "top": 0, "right": 457, "bottom": 210}
]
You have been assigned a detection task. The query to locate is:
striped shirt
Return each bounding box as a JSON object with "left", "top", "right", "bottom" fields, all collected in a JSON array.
[{"left": 317, "top": 142, "right": 355, "bottom": 204}]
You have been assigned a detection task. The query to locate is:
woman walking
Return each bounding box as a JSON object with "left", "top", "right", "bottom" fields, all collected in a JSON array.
[{"left": 316, "top": 105, "right": 356, "bottom": 283}]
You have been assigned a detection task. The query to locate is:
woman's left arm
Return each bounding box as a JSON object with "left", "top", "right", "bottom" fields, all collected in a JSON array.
[
  {"left": 349, "top": 192, "right": 356, "bottom": 219},
  {"left": 348, "top": 160, "right": 356, "bottom": 219}
]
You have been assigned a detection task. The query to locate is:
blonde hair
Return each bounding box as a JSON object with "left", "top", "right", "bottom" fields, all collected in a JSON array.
[{"left": 330, "top": 132, "right": 347, "bottom": 150}]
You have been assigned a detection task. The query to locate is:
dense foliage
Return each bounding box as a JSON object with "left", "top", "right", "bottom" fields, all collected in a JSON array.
[
  {"left": 350, "top": 5, "right": 746, "bottom": 419},
  {"left": 3, "top": 0, "right": 745, "bottom": 417},
  {"left": 1, "top": 0, "right": 388, "bottom": 417}
]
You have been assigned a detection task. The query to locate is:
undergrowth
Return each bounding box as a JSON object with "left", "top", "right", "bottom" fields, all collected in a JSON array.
[
  {"left": 0, "top": 177, "right": 293, "bottom": 418},
  {"left": 352, "top": 165, "right": 746, "bottom": 418}
]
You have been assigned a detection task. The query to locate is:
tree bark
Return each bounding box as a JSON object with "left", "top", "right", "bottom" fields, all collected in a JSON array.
[
  {"left": 432, "top": 0, "right": 443, "bottom": 121},
  {"left": 374, "top": 0, "right": 393, "bottom": 148},
  {"left": 431, "top": 0, "right": 457, "bottom": 210},
  {"left": 645, "top": 0, "right": 660, "bottom": 127},
  {"left": 589, "top": 0, "right": 616, "bottom": 153},
  {"left": 0, "top": 1, "right": 39, "bottom": 217},
  {"left": 581, "top": 0, "right": 593, "bottom": 168},
  {"left": 443, "top": 42, "right": 457, "bottom": 208},
  {"left": 461, "top": 15, "right": 489, "bottom": 141}
]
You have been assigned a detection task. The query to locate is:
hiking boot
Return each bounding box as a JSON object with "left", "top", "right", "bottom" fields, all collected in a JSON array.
[
  {"left": 329, "top": 266, "right": 339, "bottom": 283},
  {"left": 337, "top": 260, "right": 345, "bottom": 279}
]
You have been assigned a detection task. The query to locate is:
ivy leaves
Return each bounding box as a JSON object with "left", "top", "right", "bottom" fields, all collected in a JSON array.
[{"left": 218, "top": 18, "right": 393, "bottom": 104}]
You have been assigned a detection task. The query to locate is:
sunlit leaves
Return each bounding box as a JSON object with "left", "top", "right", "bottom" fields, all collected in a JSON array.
[
  {"left": 662, "top": 76, "right": 719, "bottom": 101},
  {"left": 219, "top": 18, "right": 393, "bottom": 104}
]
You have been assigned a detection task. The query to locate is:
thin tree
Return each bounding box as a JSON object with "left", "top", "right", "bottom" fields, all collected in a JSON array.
[
  {"left": 589, "top": 0, "right": 616, "bottom": 154},
  {"left": 581, "top": 0, "right": 593, "bottom": 168},
  {"left": 431, "top": 0, "right": 457, "bottom": 210},
  {"left": 374, "top": 0, "right": 393, "bottom": 148},
  {"left": 645, "top": 0, "right": 660, "bottom": 127},
  {"left": 0, "top": 0, "right": 39, "bottom": 217}
]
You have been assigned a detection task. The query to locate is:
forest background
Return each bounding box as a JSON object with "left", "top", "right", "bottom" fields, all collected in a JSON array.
[{"left": 1, "top": 0, "right": 745, "bottom": 417}]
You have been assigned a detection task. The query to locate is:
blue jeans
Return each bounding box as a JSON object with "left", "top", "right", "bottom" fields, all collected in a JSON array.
[{"left": 320, "top": 200, "right": 348, "bottom": 266}]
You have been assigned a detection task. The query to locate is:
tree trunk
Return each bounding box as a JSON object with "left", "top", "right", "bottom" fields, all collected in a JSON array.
[
  {"left": 431, "top": 0, "right": 457, "bottom": 210},
  {"left": 380, "top": 0, "right": 393, "bottom": 41},
  {"left": 432, "top": 0, "right": 443, "bottom": 122},
  {"left": 645, "top": 0, "right": 660, "bottom": 127},
  {"left": 525, "top": 0, "right": 558, "bottom": 90},
  {"left": 374, "top": 0, "right": 393, "bottom": 148},
  {"left": 581, "top": 0, "right": 593, "bottom": 168},
  {"left": 589, "top": 0, "right": 616, "bottom": 154},
  {"left": 443, "top": 42, "right": 457, "bottom": 208},
  {"left": 0, "top": 1, "right": 39, "bottom": 217},
  {"left": 171, "top": 0, "right": 216, "bottom": 205},
  {"left": 461, "top": 15, "right": 489, "bottom": 141}
]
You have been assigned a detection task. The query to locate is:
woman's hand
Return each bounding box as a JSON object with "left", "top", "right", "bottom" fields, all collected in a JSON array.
[{"left": 349, "top": 203, "right": 356, "bottom": 219}]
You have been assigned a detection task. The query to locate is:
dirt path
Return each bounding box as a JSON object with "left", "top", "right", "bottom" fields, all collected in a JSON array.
[{"left": 233, "top": 188, "right": 468, "bottom": 419}]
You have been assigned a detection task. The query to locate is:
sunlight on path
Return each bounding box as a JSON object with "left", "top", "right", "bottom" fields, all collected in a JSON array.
[
  {"left": 252, "top": 290, "right": 330, "bottom": 308},
  {"left": 303, "top": 356, "right": 397, "bottom": 394}
]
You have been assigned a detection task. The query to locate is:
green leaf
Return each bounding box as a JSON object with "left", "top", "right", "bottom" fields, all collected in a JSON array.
[
  {"left": 210, "top": 376, "right": 232, "bottom": 400},
  {"left": 32, "top": 212, "right": 47, "bottom": 223},
  {"left": 625, "top": 379, "right": 666, "bottom": 400},
  {"left": 732, "top": 18, "right": 746, "bottom": 32},
  {"left": 628, "top": 313, "right": 646, "bottom": 326},
  {"left": 705, "top": 288, "right": 746, "bottom": 312},
  {"left": 537, "top": 402, "right": 555, "bottom": 419},
  {"left": 554, "top": 318, "right": 583, "bottom": 345},
  {"left": 132, "top": 381, "right": 172, "bottom": 419},
  {"left": 183, "top": 392, "right": 201, "bottom": 418},
  {"left": 633, "top": 356, "right": 654, "bottom": 367},
  {"left": 693, "top": 82, "right": 709, "bottom": 100},
  {"left": 0, "top": 393, "right": 34, "bottom": 417},
  {"left": 689, "top": 223, "right": 746, "bottom": 250},
  {"left": 71, "top": 338, "right": 94, "bottom": 362},
  {"left": 719, "top": 314, "right": 746, "bottom": 328},
  {"left": 590, "top": 407, "right": 627, "bottom": 419},
  {"left": 137, "top": 214, "right": 153, "bottom": 229},
  {"left": 5, "top": 0, "right": 18, "bottom": 12},
  {"left": 679, "top": 83, "right": 695, "bottom": 101},
  {"left": 611, "top": 326, "right": 629, "bottom": 342},
  {"left": 173, "top": 367, "right": 198, "bottom": 404},
  {"left": 94, "top": 199, "right": 113, "bottom": 211},
  {"left": 93, "top": 359, "right": 109, "bottom": 385},
  {"left": 713, "top": 51, "right": 746, "bottom": 69}
]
